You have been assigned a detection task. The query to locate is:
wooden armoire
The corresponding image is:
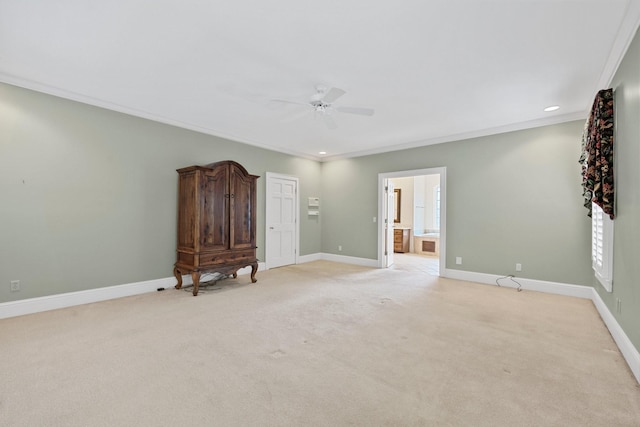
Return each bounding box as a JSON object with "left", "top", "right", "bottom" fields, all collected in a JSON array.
[{"left": 173, "top": 160, "right": 259, "bottom": 296}]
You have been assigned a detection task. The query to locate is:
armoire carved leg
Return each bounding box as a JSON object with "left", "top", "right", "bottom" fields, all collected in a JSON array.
[
  {"left": 250, "top": 262, "right": 258, "bottom": 283},
  {"left": 191, "top": 271, "right": 201, "bottom": 296},
  {"left": 174, "top": 266, "right": 183, "bottom": 289}
]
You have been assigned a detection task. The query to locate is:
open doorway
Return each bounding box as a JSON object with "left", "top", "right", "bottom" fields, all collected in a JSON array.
[{"left": 377, "top": 167, "right": 446, "bottom": 275}]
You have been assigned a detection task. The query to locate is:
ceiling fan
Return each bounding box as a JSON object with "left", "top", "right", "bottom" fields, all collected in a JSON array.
[{"left": 271, "top": 86, "right": 374, "bottom": 129}]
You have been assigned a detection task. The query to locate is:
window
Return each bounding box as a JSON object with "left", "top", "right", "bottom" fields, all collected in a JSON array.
[
  {"left": 592, "top": 202, "right": 613, "bottom": 292},
  {"left": 434, "top": 185, "right": 441, "bottom": 229}
]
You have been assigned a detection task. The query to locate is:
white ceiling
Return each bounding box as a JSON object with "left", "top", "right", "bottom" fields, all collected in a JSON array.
[{"left": 1, "top": 1, "right": 639, "bottom": 161}]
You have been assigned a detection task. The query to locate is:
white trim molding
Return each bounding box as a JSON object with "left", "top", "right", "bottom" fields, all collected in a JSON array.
[
  {"left": 591, "top": 289, "right": 640, "bottom": 384},
  {"left": 307, "top": 253, "right": 378, "bottom": 268},
  {"left": 265, "top": 172, "right": 300, "bottom": 270},
  {"left": 296, "top": 253, "right": 323, "bottom": 264},
  {"left": 443, "top": 268, "right": 639, "bottom": 384},
  {"left": 319, "top": 253, "right": 378, "bottom": 267},
  {"left": 2, "top": 260, "right": 637, "bottom": 385},
  {"left": 295, "top": 252, "right": 378, "bottom": 268},
  {"left": 0, "top": 262, "right": 266, "bottom": 320},
  {"left": 378, "top": 167, "right": 447, "bottom": 275},
  {"left": 443, "top": 269, "right": 594, "bottom": 299}
]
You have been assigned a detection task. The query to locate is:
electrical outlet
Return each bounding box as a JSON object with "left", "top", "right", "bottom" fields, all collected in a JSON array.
[
  {"left": 10, "top": 280, "right": 20, "bottom": 292},
  {"left": 455, "top": 257, "right": 462, "bottom": 265},
  {"left": 338, "top": 245, "right": 342, "bottom": 252},
  {"left": 515, "top": 263, "right": 522, "bottom": 272}
]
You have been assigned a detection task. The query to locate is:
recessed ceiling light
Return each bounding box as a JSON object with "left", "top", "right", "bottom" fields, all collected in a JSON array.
[
  {"left": 544, "top": 105, "right": 560, "bottom": 112},
  {"left": 319, "top": 151, "right": 327, "bottom": 155}
]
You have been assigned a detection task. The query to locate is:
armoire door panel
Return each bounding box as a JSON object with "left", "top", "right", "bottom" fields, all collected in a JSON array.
[
  {"left": 201, "top": 168, "right": 229, "bottom": 251},
  {"left": 229, "top": 166, "right": 256, "bottom": 249},
  {"left": 177, "top": 171, "right": 197, "bottom": 249}
]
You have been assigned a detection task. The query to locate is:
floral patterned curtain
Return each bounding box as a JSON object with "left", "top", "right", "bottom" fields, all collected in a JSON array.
[{"left": 580, "top": 88, "right": 615, "bottom": 219}]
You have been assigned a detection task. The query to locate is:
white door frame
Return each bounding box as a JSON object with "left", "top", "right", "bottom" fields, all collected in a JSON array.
[
  {"left": 383, "top": 179, "right": 395, "bottom": 267},
  {"left": 265, "top": 172, "right": 300, "bottom": 269},
  {"left": 377, "top": 167, "right": 447, "bottom": 274}
]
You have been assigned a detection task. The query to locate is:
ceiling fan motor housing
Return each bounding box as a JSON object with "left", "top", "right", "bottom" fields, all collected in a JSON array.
[{"left": 311, "top": 100, "right": 329, "bottom": 113}]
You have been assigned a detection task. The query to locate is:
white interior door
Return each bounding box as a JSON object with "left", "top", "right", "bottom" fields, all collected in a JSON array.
[
  {"left": 266, "top": 173, "right": 298, "bottom": 269},
  {"left": 385, "top": 180, "right": 395, "bottom": 267}
]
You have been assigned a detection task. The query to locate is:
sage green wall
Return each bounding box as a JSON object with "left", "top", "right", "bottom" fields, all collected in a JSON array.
[
  {"left": 0, "top": 83, "right": 322, "bottom": 302},
  {"left": 600, "top": 28, "right": 640, "bottom": 351},
  {"left": 321, "top": 121, "right": 593, "bottom": 287},
  {"left": 3, "top": 38, "right": 638, "bottom": 355}
]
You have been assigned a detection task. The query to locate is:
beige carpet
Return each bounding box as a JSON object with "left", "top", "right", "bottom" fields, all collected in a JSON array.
[{"left": 1, "top": 257, "right": 639, "bottom": 426}]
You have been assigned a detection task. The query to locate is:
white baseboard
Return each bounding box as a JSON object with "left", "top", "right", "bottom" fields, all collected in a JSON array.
[
  {"left": 442, "top": 268, "right": 594, "bottom": 299},
  {"left": 297, "top": 253, "right": 323, "bottom": 264},
  {"left": 0, "top": 262, "right": 266, "bottom": 320},
  {"left": 235, "top": 262, "right": 267, "bottom": 276},
  {"left": 591, "top": 289, "right": 640, "bottom": 384},
  {"left": 443, "top": 268, "right": 639, "bottom": 384},
  {"left": 309, "top": 253, "right": 378, "bottom": 268},
  {"left": 297, "top": 252, "right": 378, "bottom": 267},
  {"left": 0, "top": 277, "right": 175, "bottom": 320},
  {"left": 2, "top": 260, "right": 638, "bottom": 385}
]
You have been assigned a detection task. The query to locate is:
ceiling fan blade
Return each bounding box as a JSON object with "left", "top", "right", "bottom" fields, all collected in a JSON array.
[
  {"left": 268, "top": 99, "right": 308, "bottom": 109},
  {"left": 281, "top": 108, "right": 311, "bottom": 123},
  {"left": 322, "top": 87, "right": 346, "bottom": 103},
  {"left": 335, "top": 106, "right": 375, "bottom": 116},
  {"left": 323, "top": 114, "right": 338, "bottom": 130}
]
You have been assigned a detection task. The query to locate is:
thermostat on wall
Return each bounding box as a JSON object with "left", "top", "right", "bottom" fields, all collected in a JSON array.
[{"left": 308, "top": 197, "right": 320, "bottom": 207}]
